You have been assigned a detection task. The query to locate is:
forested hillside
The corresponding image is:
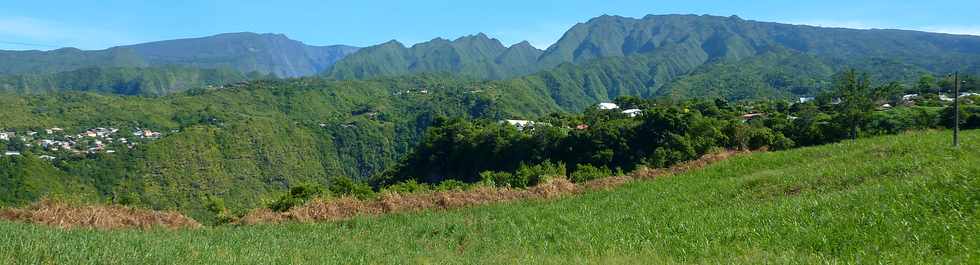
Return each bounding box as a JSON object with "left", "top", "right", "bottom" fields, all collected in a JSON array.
[
  {"left": 0, "top": 66, "right": 270, "bottom": 96},
  {"left": 0, "top": 75, "right": 566, "bottom": 221}
]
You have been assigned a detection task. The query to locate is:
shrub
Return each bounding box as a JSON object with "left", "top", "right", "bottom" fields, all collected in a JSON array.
[
  {"left": 328, "top": 176, "right": 375, "bottom": 200},
  {"left": 570, "top": 164, "right": 613, "bottom": 183},
  {"left": 514, "top": 161, "right": 566, "bottom": 187},
  {"left": 382, "top": 180, "right": 431, "bottom": 194},
  {"left": 267, "top": 183, "right": 325, "bottom": 212},
  {"left": 480, "top": 171, "right": 515, "bottom": 188},
  {"left": 434, "top": 180, "right": 468, "bottom": 191}
]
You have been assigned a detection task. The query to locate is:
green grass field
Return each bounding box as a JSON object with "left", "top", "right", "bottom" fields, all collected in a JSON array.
[{"left": 1, "top": 130, "right": 977, "bottom": 264}]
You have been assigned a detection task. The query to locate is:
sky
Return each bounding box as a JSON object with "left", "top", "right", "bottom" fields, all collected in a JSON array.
[{"left": 2, "top": 0, "right": 979, "bottom": 51}]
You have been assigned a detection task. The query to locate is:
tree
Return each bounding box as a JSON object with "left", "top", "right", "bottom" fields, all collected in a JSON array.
[
  {"left": 917, "top": 74, "right": 938, "bottom": 94},
  {"left": 832, "top": 70, "right": 875, "bottom": 140}
]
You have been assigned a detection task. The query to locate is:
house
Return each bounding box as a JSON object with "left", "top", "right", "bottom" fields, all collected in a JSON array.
[
  {"left": 597, "top": 102, "right": 620, "bottom": 110},
  {"left": 46, "top": 127, "right": 64, "bottom": 134},
  {"left": 902, "top": 94, "right": 919, "bottom": 101},
  {"left": 740, "top": 113, "right": 766, "bottom": 122},
  {"left": 575, "top": 124, "right": 590, "bottom": 130},
  {"left": 799, "top": 97, "right": 815, "bottom": 103},
  {"left": 134, "top": 129, "right": 162, "bottom": 139},
  {"left": 0, "top": 132, "right": 11, "bottom": 141},
  {"left": 622, "top": 109, "right": 643, "bottom": 118},
  {"left": 39, "top": 155, "right": 56, "bottom": 160},
  {"left": 3, "top": 151, "right": 21, "bottom": 156},
  {"left": 939, "top": 94, "right": 955, "bottom": 102},
  {"left": 502, "top": 120, "right": 535, "bottom": 130},
  {"left": 960, "top": 92, "right": 980, "bottom": 98}
]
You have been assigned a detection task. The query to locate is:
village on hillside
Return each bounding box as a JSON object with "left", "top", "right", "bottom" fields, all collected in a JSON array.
[{"left": 0, "top": 126, "right": 167, "bottom": 160}]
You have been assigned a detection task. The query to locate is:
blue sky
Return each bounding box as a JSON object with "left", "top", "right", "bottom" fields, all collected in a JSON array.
[{"left": 2, "top": 0, "right": 979, "bottom": 50}]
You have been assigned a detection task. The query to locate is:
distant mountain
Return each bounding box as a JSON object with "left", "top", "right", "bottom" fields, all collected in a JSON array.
[
  {"left": 0, "top": 33, "right": 359, "bottom": 78},
  {"left": 324, "top": 33, "right": 543, "bottom": 80},
  {"left": 326, "top": 14, "right": 980, "bottom": 100}
]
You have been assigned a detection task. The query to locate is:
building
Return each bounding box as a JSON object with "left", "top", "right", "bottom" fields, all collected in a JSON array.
[
  {"left": 799, "top": 97, "right": 815, "bottom": 103},
  {"left": 0, "top": 132, "right": 11, "bottom": 141},
  {"left": 740, "top": 113, "right": 766, "bottom": 122},
  {"left": 597, "top": 102, "right": 620, "bottom": 110},
  {"left": 622, "top": 109, "right": 643, "bottom": 118},
  {"left": 575, "top": 124, "right": 590, "bottom": 130},
  {"left": 502, "top": 120, "right": 535, "bottom": 130},
  {"left": 3, "top": 151, "right": 21, "bottom": 156},
  {"left": 902, "top": 94, "right": 919, "bottom": 101}
]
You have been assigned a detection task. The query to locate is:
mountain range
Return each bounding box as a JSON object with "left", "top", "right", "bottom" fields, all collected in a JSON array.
[
  {"left": 3, "top": 14, "right": 980, "bottom": 99},
  {"left": 326, "top": 14, "right": 980, "bottom": 101},
  {"left": 0, "top": 32, "right": 359, "bottom": 78}
]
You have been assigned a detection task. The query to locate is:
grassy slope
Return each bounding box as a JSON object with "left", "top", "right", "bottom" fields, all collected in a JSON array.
[{"left": 1, "top": 130, "right": 977, "bottom": 264}]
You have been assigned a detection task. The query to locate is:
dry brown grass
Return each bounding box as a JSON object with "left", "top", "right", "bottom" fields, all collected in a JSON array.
[
  {"left": 241, "top": 150, "right": 746, "bottom": 225},
  {"left": 0, "top": 199, "right": 201, "bottom": 230}
]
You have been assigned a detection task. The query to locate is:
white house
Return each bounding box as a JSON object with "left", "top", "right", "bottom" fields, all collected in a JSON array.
[
  {"left": 502, "top": 119, "right": 535, "bottom": 129},
  {"left": 597, "top": 102, "right": 620, "bottom": 110},
  {"left": 39, "top": 155, "right": 56, "bottom": 160},
  {"left": 960, "top": 92, "right": 980, "bottom": 98},
  {"left": 622, "top": 109, "right": 643, "bottom": 118},
  {"left": 902, "top": 94, "right": 919, "bottom": 101},
  {"left": 799, "top": 97, "right": 815, "bottom": 103},
  {"left": 3, "top": 151, "right": 21, "bottom": 156},
  {"left": 0, "top": 132, "right": 11, "bottom": 141},
  {"left": 940, "top": 94, "right": 955, "bottom": 102}
]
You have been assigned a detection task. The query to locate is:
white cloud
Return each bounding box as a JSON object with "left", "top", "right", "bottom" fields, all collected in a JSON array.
[{"left": 0, "top": 16, "right": 134, "bottom": 50}]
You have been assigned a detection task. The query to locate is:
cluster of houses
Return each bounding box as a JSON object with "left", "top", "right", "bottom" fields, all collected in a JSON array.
[
  {"left": 392, "top": 88, "right": 431, "bottom": 96},
  {"left": 1, "top": 127, "right": 166, "bottom": 159},
  {"left": 501, "top": 102, "right": 646, "bottom": 131},
  {"left": 597, "top": 102, "right": 644, "bottom": 117}
]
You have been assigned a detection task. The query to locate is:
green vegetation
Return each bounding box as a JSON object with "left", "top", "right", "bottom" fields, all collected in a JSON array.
[
  {"left": 0, "top": 66, "right": 269, "bottom": 96},
  {"left": 0, "top": 75, "right": 555, "bottom": 222},
  {"left": 1, "top": 130, "right": 976, "bottom": 264},
  {"left": 2, "top": 68, "right": 976, "bottom": 223}
]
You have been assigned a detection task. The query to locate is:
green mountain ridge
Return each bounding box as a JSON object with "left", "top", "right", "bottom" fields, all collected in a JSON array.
[
  {"left": 325, "top": 14, "right": 980, "bottom": 101},
  {"left": 0, "top": 66, "right": 271, "bottom": 96},
  {"left": 0, "top": 32, "right": 359, "bottom": 78},
  {"left": 325, "top": 33, "right": 544, "bottom": 80}
]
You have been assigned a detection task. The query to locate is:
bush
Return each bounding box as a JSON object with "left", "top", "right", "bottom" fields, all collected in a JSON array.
[
  {"left": 514, "top": 161, "right": 566, "bottom": 187},
  {"left": 434, "top": 180, "right": 468, "bottom": 191},
  {"left": 570, "top": 164, "right": 613, "bottom": 183},
  {"left": 382, "top": 180, "right": 431, "bottom": 194},
  {"left": 480, "top": 171, "right": 515, "bottom": 188},
  {"left": 328, "top": 176, "right": 375, "bottom": 200},
  {"left": 267, "top": 183, "right": 325, "bottom": 212}
]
